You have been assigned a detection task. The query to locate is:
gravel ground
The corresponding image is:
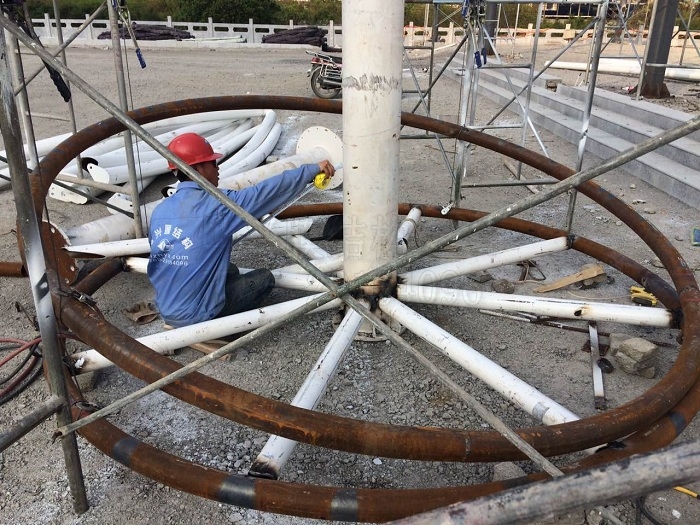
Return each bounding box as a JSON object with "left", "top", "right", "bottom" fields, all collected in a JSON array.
[{"left": 1, "top": 41, "right": 699, "bottom": 525}]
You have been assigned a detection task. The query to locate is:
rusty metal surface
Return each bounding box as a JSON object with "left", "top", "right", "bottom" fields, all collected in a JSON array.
[
  {"left": 0, "top": 261, "right": 26, "bottom": 277},
  {"left": 8, "top": 96, "right": 699, "bottom": 521}
]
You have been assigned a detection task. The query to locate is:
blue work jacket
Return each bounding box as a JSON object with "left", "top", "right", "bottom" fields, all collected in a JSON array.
[{"left": 147, "top": 164, "right": 318, "bottom": 326}]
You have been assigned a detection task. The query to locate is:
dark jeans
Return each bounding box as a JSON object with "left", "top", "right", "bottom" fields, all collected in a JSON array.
[{"left": 216, "top": 264, "right": 275, "bottom": 318}]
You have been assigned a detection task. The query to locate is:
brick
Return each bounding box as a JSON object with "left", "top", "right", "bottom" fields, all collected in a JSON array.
[{"left": 619, "top": 337, "right": 659, "bottom": 362}]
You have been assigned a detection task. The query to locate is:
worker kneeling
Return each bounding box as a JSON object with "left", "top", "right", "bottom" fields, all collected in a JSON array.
[{"left": 147, "top": 132, "right": 335, "bottom": 328}]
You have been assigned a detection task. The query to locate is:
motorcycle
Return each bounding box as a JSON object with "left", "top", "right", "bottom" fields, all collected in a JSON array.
[{"left": 306, "top": 50, "right": 342, "bottom": 99}]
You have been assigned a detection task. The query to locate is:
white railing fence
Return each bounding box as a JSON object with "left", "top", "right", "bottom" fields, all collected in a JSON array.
[{"left": 30, "top": 14, "right": 697, "bottom": 49}]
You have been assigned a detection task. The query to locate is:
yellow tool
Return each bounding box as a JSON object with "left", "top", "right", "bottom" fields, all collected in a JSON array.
[
  {"left": 314, "top": 172, "right": 331, "bottom": 190},
  {"left": 630, "top": 286, "right": 658, "bottom": 307},
  {"left": 674, "top": 486, "right": 699, "bottom": 499}
]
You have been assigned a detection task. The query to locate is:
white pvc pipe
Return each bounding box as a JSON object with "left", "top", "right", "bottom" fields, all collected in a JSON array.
[
  {"left": 218, "top": 122, "right": 283, "bottom": 179},
  {"left": 0, "top": 110, "right": 266, "bottom": 170},
  {"left": 65, "top": 218, "right": 314, "bottom": 258},
  {"left": 250, "top": 308, "right": 363, "bottom": 478},
  {"left": 68, "top": 120, "right": 245, "bottom": 173},
  {"left": 218, "top": 147, "right": 332, "bottom": 190},
  {"left": 342, "top": 0, "right": 402, "bottom": 281},
  {"left": 397, "top": 284, "right": 674, "bottom": 327},
  {"left": 547, "top": 59, "right": 700, "bottom": 81},
  {"left": 81, "top": 120, "right": 252, "bottom": 185},
  {"left": 379, "top": 297, "right": 580, "bottom": 425},
  {"left": 283, "top": 235, "right": 332, "bottom": 260},
  {"left": 63, "top": 199, "right": 160, "bottom": 245},
  {"left": 397, "top": 207, "right": 422, "bottom": 255},
  {"left": 401, "top": 237, "right": 569, "bottom": 285},
  {"left": 277, "top": 252, "right": 344, "bottom": 275},
  {"left": 70, "top": 293, "right": 344, "bottom": 373},
  {"left": 219, "top": 110, "right": 277, "bottom": 170},
  {"left": 270, "top": 270, "right": 334, "bottom": 293},
  {"left": 123, "top": 256, "right": 147, "bottom": 273},
  {"left": 231, "top": 217, "right": 313, "bottom": 242}
]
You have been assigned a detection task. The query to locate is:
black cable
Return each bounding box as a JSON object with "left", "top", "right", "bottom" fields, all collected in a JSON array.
[{"left": 635, "top": 496, "right": 666, "bottom": 525}]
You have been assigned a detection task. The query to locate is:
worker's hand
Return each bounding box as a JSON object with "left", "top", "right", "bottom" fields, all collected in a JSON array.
[{"left": 317, "top": 160, "right": 335, "bottom": 178}]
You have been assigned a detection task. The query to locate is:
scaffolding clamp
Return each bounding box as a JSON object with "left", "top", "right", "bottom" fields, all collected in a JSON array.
[{"left": 441, "top": 202, "right": 455, "bottom": 215}]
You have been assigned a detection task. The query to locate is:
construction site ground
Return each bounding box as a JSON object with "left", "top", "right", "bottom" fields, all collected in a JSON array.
[{"left": 0, "top": 41, "right": 699, "bottom": 524}]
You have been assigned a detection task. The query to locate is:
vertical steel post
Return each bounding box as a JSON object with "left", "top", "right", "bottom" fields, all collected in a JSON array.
[
  {"left": 5, "top": 32, "right": 39, "bottom": 167},
  {"left": 51, "top": 0, "right": 83, "bottom": 177},
  {"left": 0, "top": 26, "right": 88, "bottom": 514},
  {"left": 565, "top": 0, "right": 608, "bottom": 232},
  {"left": 107, "top": 1, "right": 144, "bottom": 237},
  {"left": 342, "top": 0, "right": 402, "bottom": 289}
]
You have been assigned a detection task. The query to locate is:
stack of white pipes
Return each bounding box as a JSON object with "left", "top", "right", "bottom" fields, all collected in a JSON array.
[{"left": 0, "top": 110, "right": 283, "bottom": 209}]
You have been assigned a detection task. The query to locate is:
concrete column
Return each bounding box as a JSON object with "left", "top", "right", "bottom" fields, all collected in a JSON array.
[
  {"left": 342, "top": 0, "right": 402, "bottom": 291},
  {"left": 44, "top": 13, "right": 52, "bottom": 38}
]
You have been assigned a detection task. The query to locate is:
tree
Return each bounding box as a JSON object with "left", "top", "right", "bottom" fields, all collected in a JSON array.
[
  {"left": 173, "top": 0, "right": 281, "bottom": 24},
  {"left": 276, "top": 0, "right": 341, "bottom": 25}
]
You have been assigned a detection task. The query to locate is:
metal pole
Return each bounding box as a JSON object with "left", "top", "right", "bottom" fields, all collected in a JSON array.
[
  {"left": 565, "top": 0, "right": 608, "bottom": 232},
  {"left": 0, "top": 396, "right": 62, "bottom": 452},
  {"left": 389, "top": 439, "right": 700, "bottom": 525},
  {"left": 0, "top": 27, "right": 88, "bottom": 514},
  {"left": 51, "top": 0, "right": 83, "bottom": 178},
  {"left": 14, "top": 1, "right": 107, "bottom": 95},
  {"left": 5, "top": 31, "right": 39, "bottom": 167},
  {"left": 107, "top": 1, "right": 143, "bottom": 237}
]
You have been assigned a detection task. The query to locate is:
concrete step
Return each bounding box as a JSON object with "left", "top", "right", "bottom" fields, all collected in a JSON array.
[
  {"left": 535, "top": 88, "right": 700, "bottom": 171},
  {"left": 557, "top": 84, "right": 700, "bottom": 142},
  {"left": 473, "top": 76, "right": 700, "bottom": 207},
  {"left": 441, "top": 59, "right": 700, "bottom": 207}
]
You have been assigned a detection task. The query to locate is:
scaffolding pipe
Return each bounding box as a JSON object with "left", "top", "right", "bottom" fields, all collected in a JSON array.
[
  {"left": 0, "top": 29, "right": 88, "bottom": 513},
  {"left": 249, "top": 308, "right": 364, "bottom": 479},
  {"left": 6, "top": 32, "right": 39, "bottom": 168},
  {"left": 14, "top": 1, "right": 107, "bottom": 95},
  {"left": 390, "top": 439, "right": 700, "bottom": 525},
  {"left": 107, "top": 2, "right": 143, "bottom": 237},
  {"left": 380, "top": 297, "right": 580, "bottom": 426},
  {"left": 0, "top": 395, "right": 62, "bottom": 452}
]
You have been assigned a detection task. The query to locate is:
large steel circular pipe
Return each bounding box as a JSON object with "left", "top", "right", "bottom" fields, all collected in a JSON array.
[{"left": 24, "top": 97, "right": 699, "bottom": 518}]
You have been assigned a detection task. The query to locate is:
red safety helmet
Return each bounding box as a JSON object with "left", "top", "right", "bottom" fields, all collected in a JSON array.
[{"left": 166, "top": 133, "right": 223, "bottom": 170}]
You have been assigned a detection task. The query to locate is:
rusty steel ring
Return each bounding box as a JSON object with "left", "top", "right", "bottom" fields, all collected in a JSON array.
[{"left": 14, "top": 96, "right": 699, "bottom": 521}]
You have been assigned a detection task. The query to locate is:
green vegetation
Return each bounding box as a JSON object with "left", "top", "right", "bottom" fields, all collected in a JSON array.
[{"left": 24, "top": 1, "right": 700, "bottom": 30}]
